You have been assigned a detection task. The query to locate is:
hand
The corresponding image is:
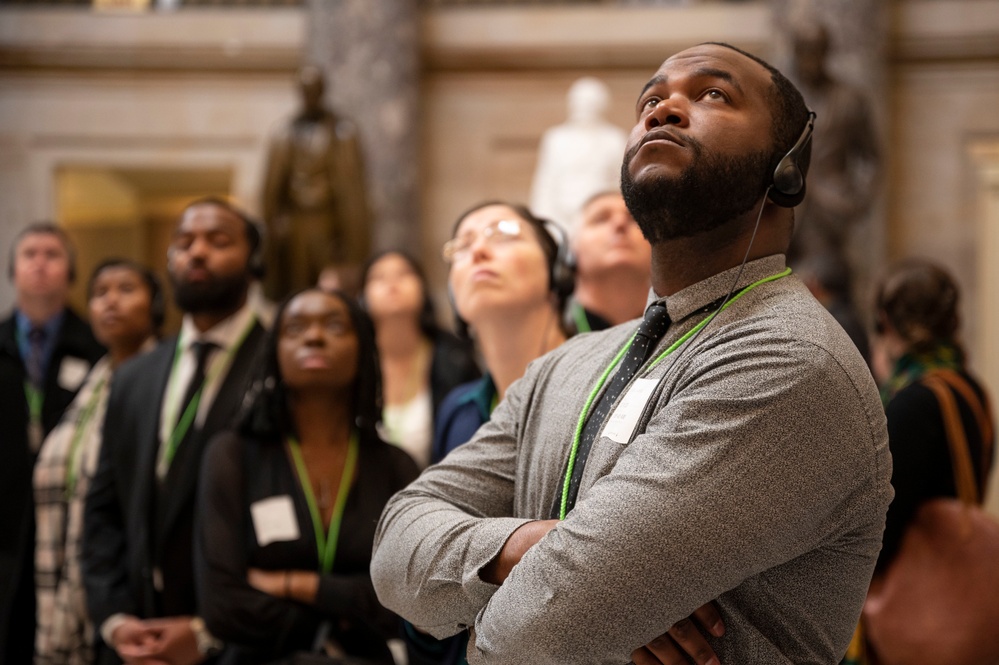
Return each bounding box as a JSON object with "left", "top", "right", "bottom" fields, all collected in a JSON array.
[
  {"left": 248, "top": 568, "right": 319, "bottom": 604},
  {"left": 481, "top": 519, "right": 559, "bottom": 585},
  {"left": 248, "top": 568, "right": 286, "bottom": 597},
  {"left": 111, "top": 617, "right": 159, "bottom": 664},
  {"left": 631, "top": 602, "right": 725, "bottom": 665},
  {"left": 117, "top": 617, "right": 205, "bottom": 665}
]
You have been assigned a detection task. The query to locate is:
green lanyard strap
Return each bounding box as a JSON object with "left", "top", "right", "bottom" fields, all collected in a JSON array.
[
  {"left": 287, "top": 432, "right": 359, "bottom": 574},
  {"left": 572, "top": 302, "right": 592, "bottom": 334},
  {"left": 24, "top": 381, "right": 43, "bottom": 422},
  {"left": 558, "top": 268, "right": 791, "bottom": 520},
  {"left": 65, "top": 374, "right": 107, "bottom": 499},
  {"left": 162, "top": 319, "right": 256, "bottom": 470}
]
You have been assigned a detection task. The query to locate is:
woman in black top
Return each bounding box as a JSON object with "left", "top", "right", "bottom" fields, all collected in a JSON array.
[
  {"left": 872, "top": 259, "right": 994, "bottom": 569},
  {"left": 198, "top": 288, "right": 419, "bottom": 664}
]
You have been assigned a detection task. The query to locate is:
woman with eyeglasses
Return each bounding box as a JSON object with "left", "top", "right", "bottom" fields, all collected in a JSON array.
[
  {"left": 359, "top": 251, "right": 479, "bottom": 468},
  {"left": 197, "top": 288, "right": 419, "bottom": 664},
  {"left": 432, "top": 201, "right": 573, "bottom": 465}
]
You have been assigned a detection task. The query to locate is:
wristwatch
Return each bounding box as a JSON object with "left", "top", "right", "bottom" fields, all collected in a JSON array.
[{"left": 190, "top": 616, "right": 223, "bottom": 657}]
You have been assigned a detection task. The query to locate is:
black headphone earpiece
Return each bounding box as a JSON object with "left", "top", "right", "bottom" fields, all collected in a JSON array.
[
  {"left": 541, "top": 219, "right": 576, "bottom": 302},
  {"left": 768, "top": 111, "right": 816, "bottom": 209}
]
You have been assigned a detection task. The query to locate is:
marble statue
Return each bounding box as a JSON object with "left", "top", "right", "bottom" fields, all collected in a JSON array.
[{"left": 530, "top": 77, "right": 627, "bottom": 233}]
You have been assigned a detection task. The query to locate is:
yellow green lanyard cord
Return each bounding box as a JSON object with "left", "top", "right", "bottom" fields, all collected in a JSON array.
[
  {"left": 558, "top": 268, "right": 792, "bottom": 520},
  {"left": 64, "top": 375, "right": 107, "bottom": 499},
  {"left": 572, "top": 303, "right": 592, "bottom": 334},
  {"left": 162, "top": 320, "right": 256, "bottom": 470},
  {"left": 287, "top": 432, "right": 359, "bottom": 574},
  {"left": 24, "top": 380, "right": 43, "bottom": 423}
]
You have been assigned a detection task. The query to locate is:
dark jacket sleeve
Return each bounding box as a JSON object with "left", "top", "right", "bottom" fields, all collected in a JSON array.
[{"left": 82, "top": 371, "right": 139, "bottom": 626}]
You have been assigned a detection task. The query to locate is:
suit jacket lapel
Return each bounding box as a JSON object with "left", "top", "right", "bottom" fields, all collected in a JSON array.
[
  {"left": 135, "top": 341, "right": 178, "bottom": 535},
  {"left": 157, "top": 323, "right": 264, "bottom": 540}
]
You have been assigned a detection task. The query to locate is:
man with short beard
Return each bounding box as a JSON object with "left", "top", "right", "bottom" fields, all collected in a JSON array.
[
  {"left": 372, "top": 43, "right": 891, "bottom": 664},
  {"left": 84, "top": 198, "right": 267, "bottom": 665}
]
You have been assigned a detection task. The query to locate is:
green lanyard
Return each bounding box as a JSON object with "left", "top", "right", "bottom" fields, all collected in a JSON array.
[
  {"left": 287, "top": 432, "right": 359, "bottom": 574},
  {"left": 23, "top": 380, "right": 43, "bottom": 423},
  {"left": 558, "top": 268, "right": 791, "bottom": 520},
  {"left": 162, "top": 319, "right": 256, "bottom": 470},
  {"left": 65, "top": 374, "right": 107, "bottom": 499},
  {"left": 572, "top": 303, "right": 592, "bottom": 334}
]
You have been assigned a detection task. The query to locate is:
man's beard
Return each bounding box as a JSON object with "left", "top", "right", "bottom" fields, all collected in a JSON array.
[
  {"left": 170, "top": 269, "right": 248, "bottom": 314},
  {"left": 621, "top": 138, "right": 773, "bottom": 244}
]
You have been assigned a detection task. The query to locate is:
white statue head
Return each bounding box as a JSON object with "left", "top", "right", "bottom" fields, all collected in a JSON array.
[{"left": 567, "top": 77, "right": 611, "bottom": 123}]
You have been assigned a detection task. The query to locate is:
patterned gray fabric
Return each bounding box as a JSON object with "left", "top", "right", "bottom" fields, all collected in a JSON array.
[
  {"left": 557, "top": 302, "right": 670, "bottom": 518},
  {"left": 372, "top": 254, "right": 893, "bottom": 664}
]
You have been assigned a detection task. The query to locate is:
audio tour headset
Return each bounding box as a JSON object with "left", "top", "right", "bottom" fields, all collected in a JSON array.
[{"left": 767, "top": 111, "right": 817, "bottom": 208}]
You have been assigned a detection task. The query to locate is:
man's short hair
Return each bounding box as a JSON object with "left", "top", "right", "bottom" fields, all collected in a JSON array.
[
  {"left": 8, "top": 222, "right": 77, "bottom": 283},
  {"left": 704, "top": 43, "right": 813, "bottom": 177},
  {"left": 178, "top": 196, "right": 265, "bottom": 279}
]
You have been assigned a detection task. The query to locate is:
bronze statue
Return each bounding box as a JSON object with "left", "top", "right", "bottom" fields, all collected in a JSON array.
[
  {"left": 262, "top": 65, "right": 371, "bottom": 300},
  {"left": 789, "top": 20, "right": 881, "bottom": 265}
]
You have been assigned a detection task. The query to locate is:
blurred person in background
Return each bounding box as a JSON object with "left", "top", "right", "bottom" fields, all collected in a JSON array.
[
  {"left": 432, "top": 201, "right": 573, "bottom": 466},
  {"left": 197, "top": 288, "right": 418, "bottom": 664},
  {"left": 360, "top": 251, "right": 478, "bottom": 468},
  {"left": 83, "top": 198, "right": 267, "bottom": 665},
  {"left": 34, "top": 259, "right": 163, "bottom": 665},
  {"left": 1, "top": 223, "right": 104, "bottom": 664},
  {"left": 844, "top": 259, "right": 994, "bottom": 664},
  {"left": 569, "top": 191, "right": 651, "bottom": 333}
]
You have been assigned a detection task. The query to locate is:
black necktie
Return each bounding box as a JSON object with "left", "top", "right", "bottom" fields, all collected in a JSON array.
[
  {"left": 26, "top": 326, "right": 47, "bottom": 387},
  {"left": 553, "top": 303, "right": 670, "bottom": 518},
  {"left": 176, "top": 340, "right": 216, "bottom": 429}
]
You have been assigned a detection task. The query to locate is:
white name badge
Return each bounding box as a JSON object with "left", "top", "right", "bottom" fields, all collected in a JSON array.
[
  {"left": 601, "top": 378, "right": 660, "bottom": 444},
  {"left": 57, "top": 356, "right": 91, "bottom": 391},
  {"left": 250, "top": 495, "right": 300, "bottom": 547}
]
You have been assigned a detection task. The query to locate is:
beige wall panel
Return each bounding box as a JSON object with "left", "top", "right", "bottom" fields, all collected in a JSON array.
[
  {"left": 889, "top": 62, "right": 999, "bottom": 373},
  {"left": 0, "top": 69, "right": 299, "bottom": 309}
]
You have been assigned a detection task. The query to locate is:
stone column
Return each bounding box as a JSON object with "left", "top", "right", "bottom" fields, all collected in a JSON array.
[
  {"left": 771, "top": 0, "right": 888, "bottom": 319},
  {"left": 306, "top": 0, "right": 420, "bottom": 254}
]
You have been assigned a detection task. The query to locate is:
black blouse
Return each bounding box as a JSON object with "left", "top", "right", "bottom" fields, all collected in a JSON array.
[
  {"left": 880, "top": 371, "right": 992, "bottom": 569},
  {"left": 197, "top": 430, "right": 419, "bottom": 664}
]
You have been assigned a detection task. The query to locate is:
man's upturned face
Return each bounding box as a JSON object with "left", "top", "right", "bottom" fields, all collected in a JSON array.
[
  {"left": 167, "top": 204, "right": 252, "bottom": 315},
  {"left": 621, "top": 44, "right": 776, "bottom": 244}
]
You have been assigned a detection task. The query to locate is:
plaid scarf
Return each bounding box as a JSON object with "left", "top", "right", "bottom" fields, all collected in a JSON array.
[{"left": 880, "top": 341, "right": 964, "bottom": 407}]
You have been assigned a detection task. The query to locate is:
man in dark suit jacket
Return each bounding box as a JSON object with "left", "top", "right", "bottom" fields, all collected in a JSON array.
[
  {"left": 84, "top": 198, "right": 268, "bottom": 665},
  {"left": 0, "top": 223, "right": 105, "bottom": 664}
]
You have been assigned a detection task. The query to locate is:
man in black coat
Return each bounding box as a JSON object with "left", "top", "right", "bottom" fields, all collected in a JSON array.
[
  {"left": 83, "top": 198, "right": 267, "bottom": 665},
  {"left": 0, "top": 223, "right": 105, "bottom": 664}
]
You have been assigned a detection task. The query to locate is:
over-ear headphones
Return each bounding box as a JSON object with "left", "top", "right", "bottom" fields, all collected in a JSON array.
[
  {"left": 768, "top": 111, "right": 816, "bottom": 209},
  {"left": 540, "top": 219, "right": 576, "bottom": 303}
]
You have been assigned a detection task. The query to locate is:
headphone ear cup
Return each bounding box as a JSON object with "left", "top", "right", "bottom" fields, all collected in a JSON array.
[
  {"left": 767, "top": 110, "right": 815, "bottom": 209},
  {"left": 768, "top": 158, "right": 807, "bottom": 208},
  {"left": 541, "top": 220, "right": 576, "bottom": 303}
]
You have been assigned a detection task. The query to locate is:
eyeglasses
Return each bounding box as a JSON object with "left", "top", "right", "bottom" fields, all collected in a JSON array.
[{"left": 441, "top": 218, "right": 523, "bottom": 263}]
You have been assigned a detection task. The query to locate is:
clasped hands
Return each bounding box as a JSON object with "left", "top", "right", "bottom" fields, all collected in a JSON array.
[
  {"left": 483, "top": 519, "right": 725, "bottom": 665},
  {"left": 110, "top": 616, "right": 205, "bottom": 665}
]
